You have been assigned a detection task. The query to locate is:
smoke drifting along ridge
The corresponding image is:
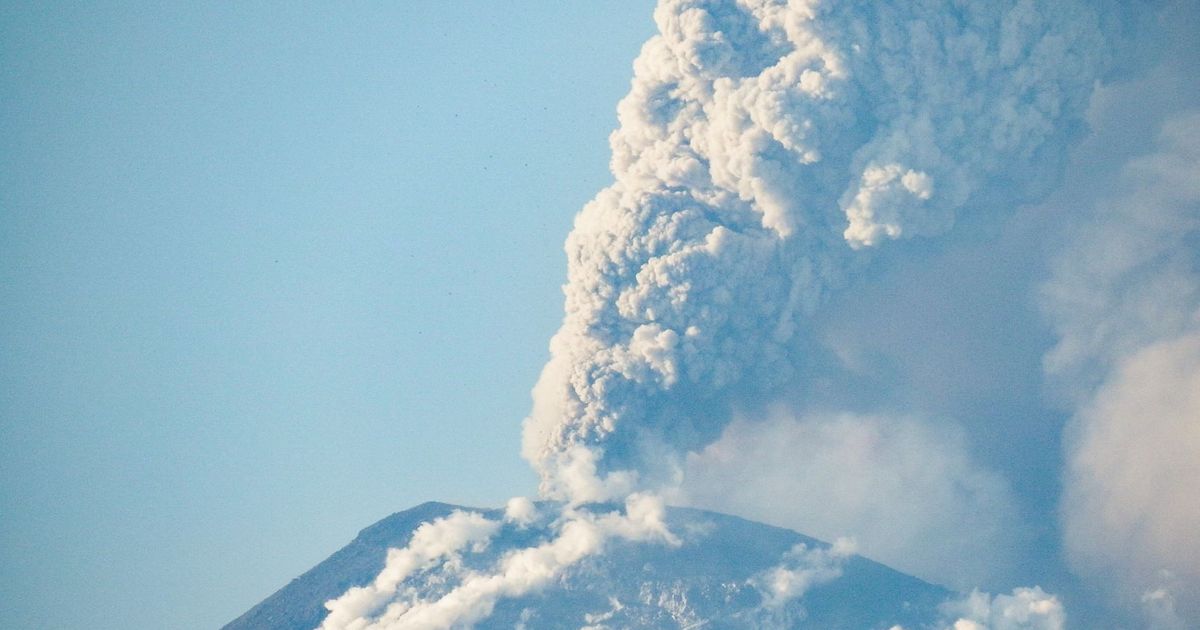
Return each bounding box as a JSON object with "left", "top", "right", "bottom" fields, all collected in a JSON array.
[
  {"left": 320, "top": 496, "right": 678, "bottom": 630},
  {"left": 522, "top": 0, "right": 1104, "bottom": 500}
]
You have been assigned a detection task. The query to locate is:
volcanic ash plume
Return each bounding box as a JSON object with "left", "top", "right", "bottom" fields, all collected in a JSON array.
[
  {"left": 523, "top": 0, "right": 1106, "bottom": 500},
  {"left": 313, "top": 1, "right": 1145, "bottom": 627}
]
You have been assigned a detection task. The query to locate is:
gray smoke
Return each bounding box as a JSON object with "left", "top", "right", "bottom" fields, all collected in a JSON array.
[{"left": 523, "top": 0, "right": 1105, "bottom": 500}]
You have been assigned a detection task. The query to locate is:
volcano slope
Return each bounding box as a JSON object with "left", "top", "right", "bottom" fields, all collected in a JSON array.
[{"left": 224, "top": 501, "right": 950, "bottom": 630}]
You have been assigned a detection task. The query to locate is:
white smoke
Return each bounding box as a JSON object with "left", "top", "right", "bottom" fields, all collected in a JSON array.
[
  {"left": 752, "top": 537, "right": 855, "bottom": 608},
  {"left": 939, "top": 587, "right": 1066, "bottom": 630},
  {"left": 502, "top": 497, "right": 538, "bottom": 528},
  {"left": 887, "top": 588, "right": 1067, "bottom": 630},
  {"left": 1043, "top": 113, "right": 1200, "bottom": 398},
  {"left": 523, "top": 0, "right": 1106, "bottom": 500},
  {"left": 1142, "top": 579, "right": 1190, "bottom": 630},
  {"left": 319, "top": 510, "right": 502, "bottom": 630},
  {"left": 671, "top": 410, "right": 1024, "bottom": 590},
  {"left": 1044, "top": 108, "right": 1200, "bottom": 624},
  {"left": 319, "top": 495, "right": 678, "bottom": 630}
]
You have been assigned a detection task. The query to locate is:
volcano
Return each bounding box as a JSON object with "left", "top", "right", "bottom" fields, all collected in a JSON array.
[{"left": 224, "top": 501, "right": 952, "bottom": 629}]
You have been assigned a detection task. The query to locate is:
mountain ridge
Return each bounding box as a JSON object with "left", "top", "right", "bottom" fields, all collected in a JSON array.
[{"left": 224, "top": 501, "right": 951, "bottom": 629}]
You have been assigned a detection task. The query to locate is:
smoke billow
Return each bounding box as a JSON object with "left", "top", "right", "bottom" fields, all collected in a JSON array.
[{"left": 522, "top": 0, "right": 1105, "bottom": 500}]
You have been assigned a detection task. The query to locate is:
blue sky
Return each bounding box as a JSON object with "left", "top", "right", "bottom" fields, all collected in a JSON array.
[{"left": 1, "top": 3, "right": 654, "bottom": 628}]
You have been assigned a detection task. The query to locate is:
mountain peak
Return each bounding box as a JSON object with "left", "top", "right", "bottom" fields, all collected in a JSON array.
[{"left": 224, "top": 502, "right": 949, "bottom": 630}]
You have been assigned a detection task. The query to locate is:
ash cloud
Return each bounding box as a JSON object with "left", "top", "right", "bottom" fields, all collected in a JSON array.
[
  {"left": 523, "top": 0, "right": 1106, "bottom": 500},
  {"left": 316, "top": 0, "right": 1200, "bottom": 626}
]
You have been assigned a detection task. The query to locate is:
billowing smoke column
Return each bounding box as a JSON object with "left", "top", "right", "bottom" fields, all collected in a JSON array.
[
  {"left": 321, "top": 1, "right": 1200, "bottom": 627},
  {"left": 523, "top": 0, "right": 1105, "bottom": 500}
]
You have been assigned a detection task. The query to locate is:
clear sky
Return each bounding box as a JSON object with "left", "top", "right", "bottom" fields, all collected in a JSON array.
[{"left": 0, "top": 3, "right": 654, "bottom": 628}]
